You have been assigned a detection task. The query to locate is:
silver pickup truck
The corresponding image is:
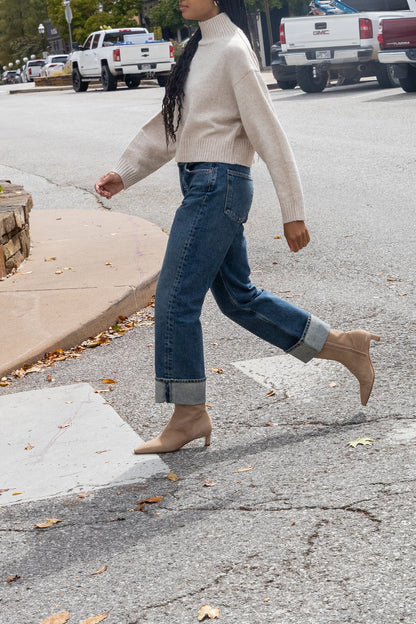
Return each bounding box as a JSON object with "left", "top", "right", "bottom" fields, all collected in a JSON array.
[
  {"left": 71, "top": 27, "right": 175, "bottom": 92},
  {"left": 280, "top": 0, "right": 415, "bottom": 92}
]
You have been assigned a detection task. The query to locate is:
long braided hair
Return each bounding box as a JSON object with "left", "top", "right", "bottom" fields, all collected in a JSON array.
[{"left": 162, "top": 0, "right": 251, "bottom": 143}]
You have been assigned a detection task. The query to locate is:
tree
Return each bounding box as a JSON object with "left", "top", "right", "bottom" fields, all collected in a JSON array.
[
  {"left": 150, "top": 0, "right": 184, "bottom": 31},
  {"left": 0, "top": 0, "right": 48, "bottom": 66}
]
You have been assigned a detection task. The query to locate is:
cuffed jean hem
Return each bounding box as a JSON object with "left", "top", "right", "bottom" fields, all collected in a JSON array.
[
  {"left": 155, "top": 379, "right": 206, "bottom": 405},
  {"left": 287, "top": 314, "right": 330, "bottom": 363}
]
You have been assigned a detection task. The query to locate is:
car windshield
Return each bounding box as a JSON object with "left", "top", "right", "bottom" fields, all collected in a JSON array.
[
  {"left": 29, "top": 60, "right": 44, "bottom": 67},
  {"left": 51, "top": 56, "right": 67, "bottom": 63}
]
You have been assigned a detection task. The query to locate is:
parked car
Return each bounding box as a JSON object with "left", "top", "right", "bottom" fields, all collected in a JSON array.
[
  {"left": 40, "top": 54, "right": 68, "bottom": 77},
  {"left": 279, "top": 0, "right": 416, "bottom": 93},
  {"left": 1, "top": 70, "right": 19, "bottom": 84},
  {"left": 21, "top": 59, "right": 45, "bottom": 82},
  {"left": 270, "top": 42, "right": 298, "bottom": 89},
  {"left": 378, "top": 15, "right": 416, "bottom": 92},
  {"left": 71, "top": 27, "right": 174, "bottom": 91}
]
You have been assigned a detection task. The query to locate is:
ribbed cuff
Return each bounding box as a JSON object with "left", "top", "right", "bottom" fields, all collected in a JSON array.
[
  {"left": 287, "top": 315, "right": 330, "bottom": 363},
  {"left": 112, "top": 159, "right": 142, "bottom": 191}
]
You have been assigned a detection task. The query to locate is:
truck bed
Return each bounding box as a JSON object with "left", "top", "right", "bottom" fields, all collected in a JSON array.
[{"left": 378, "top": 16, "right": 416, "bottom": 47}]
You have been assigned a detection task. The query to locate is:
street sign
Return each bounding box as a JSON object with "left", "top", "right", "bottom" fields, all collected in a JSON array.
[{"left": 65, "top": 4, "right": 73, "bottom": 24}]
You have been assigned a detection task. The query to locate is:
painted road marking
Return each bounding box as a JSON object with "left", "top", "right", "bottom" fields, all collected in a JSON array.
[
  {"left": 232, "top": 354, "right": 340, "bottom": 398},
  {"left": 0, "top": 383, "right": 168, "bottom": 506}
]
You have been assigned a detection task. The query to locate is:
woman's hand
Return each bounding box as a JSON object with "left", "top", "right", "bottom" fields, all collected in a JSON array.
[
  {"left": 284, "top": 221, "right": 310, "bottom": 252},
  {"left": 95, "top": 172, "right": 124, "bottom": 199}
]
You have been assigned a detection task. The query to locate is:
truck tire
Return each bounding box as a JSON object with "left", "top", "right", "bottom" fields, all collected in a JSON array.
[
  {"left": 399, "top": 65, "right": 416, "bottom": 93},
  {"left": 296, "top": 66, "right": 328, "bottom": 93},
  {"left": 157, "top": 74, "right": 169, "bottom": 87},
  {"left": 125, "top": 76, "right": 141, "bottom": 89},
  {"left": 277, "top": 79, "right": 297, "bottom": 90},
  {"left": 101, "top": 64, "right": 117, "bottom": 91},
  {"left": 375, "top": 63, "right": 400, "bottom": 89},
  {"left": 72, "top": 68, "right": 88, "bottom": 92}
]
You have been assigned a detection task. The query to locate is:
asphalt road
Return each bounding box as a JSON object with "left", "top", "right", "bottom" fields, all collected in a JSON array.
[{"left": 0, "top": 79, "right": 415, "bottom": 624}]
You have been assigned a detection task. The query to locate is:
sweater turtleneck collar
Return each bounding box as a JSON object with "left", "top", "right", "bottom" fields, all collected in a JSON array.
[{"left": 199, "top": 11, "right": 238, "bottom": 40}]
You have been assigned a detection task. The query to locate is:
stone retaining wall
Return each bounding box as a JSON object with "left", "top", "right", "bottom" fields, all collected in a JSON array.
[{"left": 0, "top": 181, "right": 32, "bottom": 277}]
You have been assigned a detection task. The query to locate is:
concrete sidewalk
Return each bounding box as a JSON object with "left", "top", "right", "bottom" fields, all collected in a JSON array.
[{"left": 0, "top": 208, "right": 167, "bottom": 377}]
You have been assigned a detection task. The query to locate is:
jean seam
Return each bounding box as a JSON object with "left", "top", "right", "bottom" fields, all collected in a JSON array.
[{"left": 164, "top": 167, "right": 216, "bottom": 378}]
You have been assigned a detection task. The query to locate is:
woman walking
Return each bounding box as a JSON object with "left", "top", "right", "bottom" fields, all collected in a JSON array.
[{"left": 95, "top": 0, "right": 380, "bottom": 454}]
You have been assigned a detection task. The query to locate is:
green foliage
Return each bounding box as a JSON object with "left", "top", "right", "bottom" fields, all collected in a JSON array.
[
  {"left": 150, "top": 0, "right": 184, "bottom": 30},
  {"left": 0, "top": 0, "right": 48, "bottom": 65},
  {"left": 46, "top": 0, "right": 142, "bottom": 46}
]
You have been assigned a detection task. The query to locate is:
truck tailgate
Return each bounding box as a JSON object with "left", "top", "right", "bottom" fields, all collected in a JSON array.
[
  {"left": 283, "top": 14, "right": 362, "bottom": 49},
  {"left": 118, "top": 42, "right": 170, "bottom": 65},
  {"left": 379, "top": 16, "right": 416, "bottom": 48}
]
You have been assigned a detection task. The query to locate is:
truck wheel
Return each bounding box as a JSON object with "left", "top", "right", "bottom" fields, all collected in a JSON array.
[
  {"left": 125, "top": 76, "right": 141, "bottom": 89},
  {"left": 157, "top": 74, "right": 169, "bottom": 87},
  {"left": 277, "top": 79, "right": 297, "bottom": 90},
  {"left": 296, "top": 66, "right": 328, "bottom": 93},
  {"left": 375, "top": 63, "right": 400, "bottom": 89},
  {"left": 72, "top": 68, "right": 88, "bottom": 92},
  {"left": 399, "top": 65, "right": 416, "bottom": 93},
  {"left": 101, "top": 65, "right": 117, "bottom": 91}
]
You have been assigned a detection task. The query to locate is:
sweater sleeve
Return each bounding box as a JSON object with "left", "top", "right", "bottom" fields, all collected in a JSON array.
[
  {"left": 112, "top": 111, "right": 176, "bottom": 190},
  {"left": 233, "top": 69, "right": 305, "bottom": 223}
]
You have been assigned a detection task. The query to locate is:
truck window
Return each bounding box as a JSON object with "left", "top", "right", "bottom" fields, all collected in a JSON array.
[
  {"left": 83, "top": 34, "right": 94, "bottom": 49},
  {"left": 346, "top": 0, "right": 409, "bottom": 9},
  {"left": 92, "top": 33, "right": 101, "bottom": 49}
]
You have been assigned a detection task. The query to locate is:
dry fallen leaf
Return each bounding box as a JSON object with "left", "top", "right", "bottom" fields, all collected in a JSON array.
[
  {"left": 77, "top": 492, "right": 90, "bottom": 499},
  {"left": 167, "top": 470, "right": 178, "bottom": 482},
  {"left": 92, "top": 565, "right": 107, "bottom": 575},
  {"left": 102, "top": 379, "right": 117, "bottom": 384},
  {"left": 6, "top": 574, "right": 21, "bottom": 583},
  {"left": 12, "top": 491, "right": 24, "bottom": 496},
  {"left": 58, "top": 423, "right": 72, "bottom": 429},
  {"left": 79, "top": 615, "right": 109, "bottom": 624},
  {"left": 105, "top": 262, "right": 112, "bottom": 266},
  {"left": 44, "top": 257, "right": 57, "bottom": 262},
  {"left": 0, "top": 379, "right": 10, "bottom": 386},
  {"left": 55, "top": 269, "right": 63, "bottom": 275},
  {"left": 265, "top": 422, "right": 278, "bottom": 427},
  {"left": 398, "top": 293, "right": 408, "bottom": 297},
  {"left": 264, "top": 597, "right": 271, "bottom": 602},
  {"left": 329, "top": 382, "right": 337, "bottom": 388},
  {"left": 35, "top": 518, "right": 63, "bottom": 529},
  {"left": 46, "top": 374, "right": 54, "bottom": 382},
  {"left": 39, "top": 611, "right": 70, "bottom": 624},
  {"left": 266, "top": 390, "right": 276, "bottom": 397},
  {"left": 273, "top": 235, "right": 281, "bottom": 239},
  {"left": 348, "top": 437, "right": 375, "bottom": 448},
  {"left": 137, "top": 495, "right": 164, "bottom": 511},
  {"left": 234, "top": 466, "right": 254, "bottom": 473},
  {"left": 204, "top": 480, "right": 215, "bottom": 487},
  {"left": 25, "top": 443, "right": 34, "bottom": 451},
  {"left": 197, "top": 605, "right": 220, "bottom": 621},
  {"left": 210, "top": 367, "right": 224, "bottom": 374}
]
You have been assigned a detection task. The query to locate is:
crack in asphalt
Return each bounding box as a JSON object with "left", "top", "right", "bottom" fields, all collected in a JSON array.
[{"left": 0, "top": 163, "right": 109, "bottom": 211}]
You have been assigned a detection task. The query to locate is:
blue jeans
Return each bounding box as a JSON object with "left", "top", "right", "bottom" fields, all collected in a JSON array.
[{"left": 155, "top": 162, "right": 330, "bottom": 404}]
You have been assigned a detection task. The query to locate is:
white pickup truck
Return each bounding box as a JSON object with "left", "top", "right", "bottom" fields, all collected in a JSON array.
[
  {"left": 71, "top": 27, "right": 174, "bottom": 92},
  {"left": 279, "top": 0, "right": 416, "bottom": 92}
]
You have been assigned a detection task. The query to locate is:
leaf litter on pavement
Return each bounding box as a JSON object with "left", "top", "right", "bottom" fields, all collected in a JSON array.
[{"left": 2, "top": 299, "right": 155, "bottom": 386}]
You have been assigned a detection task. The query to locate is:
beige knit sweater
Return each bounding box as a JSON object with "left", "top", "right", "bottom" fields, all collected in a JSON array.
[{"left": 113, "top": 12, "right": 305, "bottom": 223}]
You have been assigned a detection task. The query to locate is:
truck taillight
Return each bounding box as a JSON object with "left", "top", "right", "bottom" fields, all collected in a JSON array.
[
  {"left": 359, "top": 18, "right": 373, "bottom": 39},
  {"left": 169, "top": 43, "right": 174, "bottom": 58},
  {"left": 113, "top": 48, "right": 121, "bottom": 62},
  {"left": 28, "top": 68, "right": 32, "bottom": 75},
  {"left": 280, "top": 23, "right": 286, "bottom": 45},
  {"left": 377, "top": 23, "right": 384, "bottom": 46}
]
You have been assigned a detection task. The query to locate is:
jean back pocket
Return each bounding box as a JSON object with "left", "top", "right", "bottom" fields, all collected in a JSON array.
[{"left": 224, "top": 169, "right": 253, "bottom": 224}]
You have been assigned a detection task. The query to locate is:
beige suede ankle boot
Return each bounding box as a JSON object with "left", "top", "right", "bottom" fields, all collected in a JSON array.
[
  {"left": 316, "top": 330, "right": 380, "bottom": 406},
  {"left": 133, "top": 404, "right": 212, "bottom": 454}
]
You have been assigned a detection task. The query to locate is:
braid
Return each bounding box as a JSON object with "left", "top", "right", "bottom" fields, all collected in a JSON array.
[
  {"left": 162, "top": 1, "right": 252, "bottom": 143},
  {"left": 162, "top": 29, "right": 202, "bottom": 143}
]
